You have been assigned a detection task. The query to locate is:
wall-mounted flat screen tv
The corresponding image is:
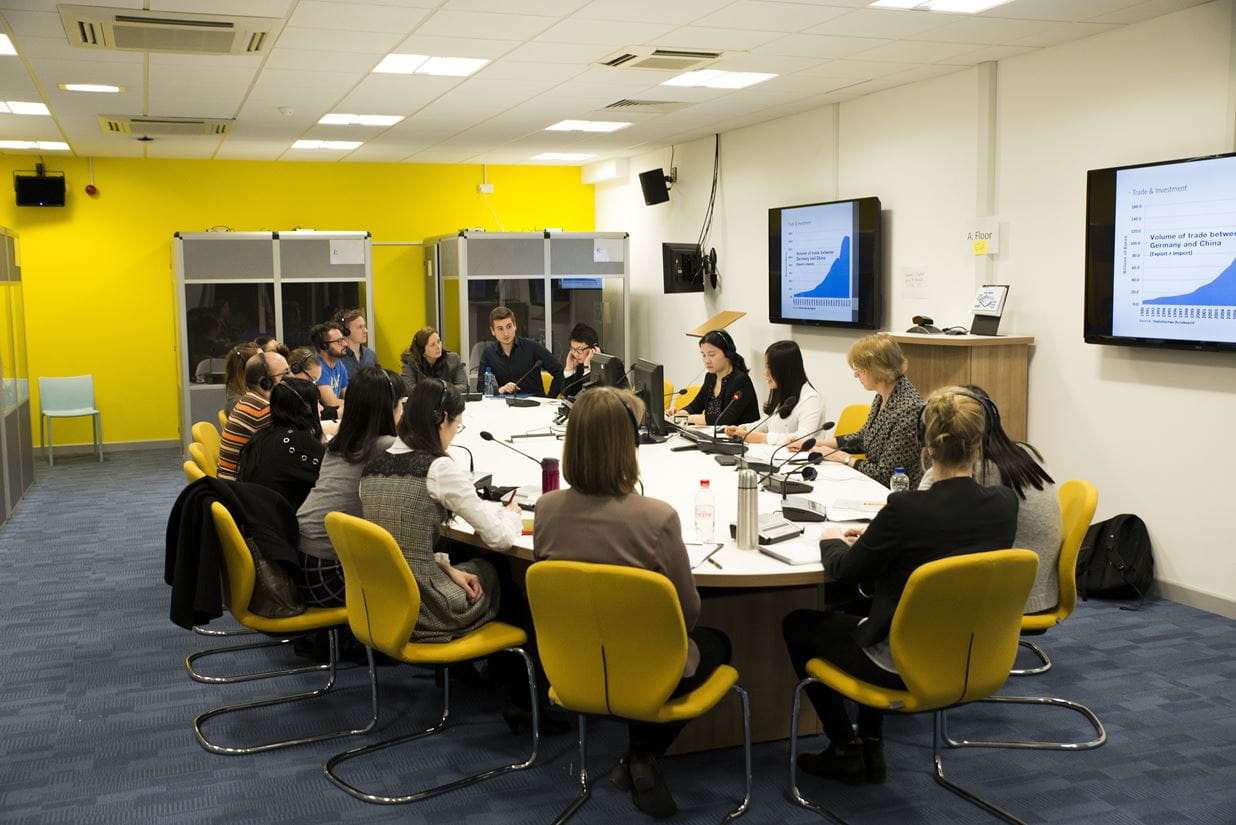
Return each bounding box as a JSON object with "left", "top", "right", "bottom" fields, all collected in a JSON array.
[
  {"left": 1085, "top": 152, "right": 1236, "bottom": 352},
  {"left": 768, "top": 196, "right": 881, "bottom": 330}
]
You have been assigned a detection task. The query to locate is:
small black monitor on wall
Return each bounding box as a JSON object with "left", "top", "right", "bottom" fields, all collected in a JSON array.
[
  {"left": 15, "top": 173, "right": 66, "bottom": 207},
  {"left": 639, "top": 169, "right": 670, "bottom": 206}
]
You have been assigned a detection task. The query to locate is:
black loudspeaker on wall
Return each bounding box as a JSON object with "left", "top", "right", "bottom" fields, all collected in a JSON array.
[{"left": 639, "top": 168, "right": 673, "bottom": 206}]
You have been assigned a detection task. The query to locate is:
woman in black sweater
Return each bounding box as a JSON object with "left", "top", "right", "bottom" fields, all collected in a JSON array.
[
  {"left": 782, "top": 386, "right": 1018, "bottom": 785},
  {"left": 237, "top": 377, "right": 325, "bottom": 511},
  {"left": 668, "top": 328, "right": 759, "bottom": 426}
]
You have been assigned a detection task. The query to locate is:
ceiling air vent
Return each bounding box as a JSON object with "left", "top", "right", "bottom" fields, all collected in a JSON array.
[
  {"left": 603, "top": 99, "right": 691, "bottom": 114},
  {"left": 59, "top": 5, "right": 284, "bottom": 55},
  {"left": 99, "top": 115, "right": 234, "bottom": 136},
  {"left": 598, "top": 47, "right": 724, "bottom": 72}
]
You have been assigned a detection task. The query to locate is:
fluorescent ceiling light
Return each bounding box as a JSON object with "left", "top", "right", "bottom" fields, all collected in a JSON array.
[
  {"left": 545, "top": 120, "right": 632, "bottom": 133},
  {"left": 869, "top": 0, "right": 1013, "bottom": 10},
  {"left": 318, "top": 113, "right": 403, "bottom": 126},
  {"left": 60, "top": 83, "right": 125, "bottom": 93},
  {"left": 0, "top": 140, "right": 69, "bottom": 151},
  {"left": 532, "top": 152, "right": 596, "bottom": 161},
  {"left": 662, "top": 70, "right": 776, "bottom": 89},
  {"left": 291, "top": 139, "right": 362, "bottom": 150},
  {"left": 0, "top": 101, "right": 50, "bottom": 116},
  {"left": 0, "top": 35, "right": 15, "bottom": 56},
  {"left": 373, "top": 53, "right": 488, "bottom": 77}
]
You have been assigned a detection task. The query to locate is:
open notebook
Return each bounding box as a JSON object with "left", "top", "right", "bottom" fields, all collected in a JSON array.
[{"left": 758, "top": 534, "right": 822, "bottom": 566}]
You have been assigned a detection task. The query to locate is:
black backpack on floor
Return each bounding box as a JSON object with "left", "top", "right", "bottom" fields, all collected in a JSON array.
[{"left": 1076, "top": 514, "right": 1154, "bottom": 601}]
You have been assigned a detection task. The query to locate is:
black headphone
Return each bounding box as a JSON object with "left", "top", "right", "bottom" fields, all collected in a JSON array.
[
  {"left": 272, "top": 379, "right": 316, "bottom": 419},
  {"left": 289, "top": 352, "right": 314, "bottom": 375},
  {"left": 431, "top": 378, "right": 450, "bottom": 425},
  {"left": 705, "top": 328, "right": 736, "bottom": 359},
  {"left": 257, "top": 351, "right": 274, "bottom": 391},
  {"left": 620, "top": 397, "right": 641, "bottom": 446},
  {"left": 916, "top": 390, "right": 998, "bottom": 446}
]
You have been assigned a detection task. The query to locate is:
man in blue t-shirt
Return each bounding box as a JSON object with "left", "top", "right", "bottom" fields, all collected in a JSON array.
[{"left": 310, "top": 321, "right": 349, "bottom": 412}]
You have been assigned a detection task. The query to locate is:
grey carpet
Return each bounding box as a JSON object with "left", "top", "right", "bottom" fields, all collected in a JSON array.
[{"left": 0, "top": 448, "right": 1232, "bottom": 824}]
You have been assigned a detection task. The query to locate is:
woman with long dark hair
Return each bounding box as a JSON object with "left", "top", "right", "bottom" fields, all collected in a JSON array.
[
  {"left": 667, "top": 328, "right": 759, "bottom": 426},
  {"left": 919, "top": 385, "right": 1061, "bottom": 613},
  {"left": 236, "top": 377, "right": 325, "bottom": 511},
  {"left": 295, "top": 367, "right": 402, "bottom": 606},
  {"left": 725, "top": 339, "right": 823, "bottom": 445},
  {"left": 400, "top": 326, "right": 469, "bottom": 394}
]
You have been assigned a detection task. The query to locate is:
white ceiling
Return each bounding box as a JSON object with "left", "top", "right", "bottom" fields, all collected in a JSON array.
[{"left": 0, "top": 0, "right": 1212, "bottom": 165}]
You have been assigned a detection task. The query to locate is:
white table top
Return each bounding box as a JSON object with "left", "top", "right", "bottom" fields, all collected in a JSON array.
[{"left": 447, "top": 397, "right": 892, "bottom": 588}]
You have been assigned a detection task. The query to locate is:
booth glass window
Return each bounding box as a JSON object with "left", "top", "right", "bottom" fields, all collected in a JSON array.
[
  {"left": 550, "top": 276, "right": 625, "bottom": 366},
  {"left": 280, "top": 281, "right": 364, "bottom": 350},
  {"left": 463, "top": 278, "right": 547, "bottom": 368},
  {"left": 184, "top": 283, "right": 275, "bottom": 384}
]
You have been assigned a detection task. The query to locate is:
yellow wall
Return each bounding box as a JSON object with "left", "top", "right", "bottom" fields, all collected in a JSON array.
[{"left": 0, "top": 157, "right": 595, "bottom": 445}]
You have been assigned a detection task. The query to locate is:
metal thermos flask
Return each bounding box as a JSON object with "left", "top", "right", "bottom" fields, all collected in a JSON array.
[{"left": 736, "top": 468, "right": 758, "bottom": 550}]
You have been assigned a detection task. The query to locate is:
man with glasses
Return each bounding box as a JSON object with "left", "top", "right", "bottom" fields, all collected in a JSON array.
[
  {"left": 310, "top": 321, "right": 349, "bottom": 414},
  {"left": 217, "top": 351, "right": 289, "bottom": 481},
  {"left": 561, "top": 323, "right": 606, "bottom": 401}
]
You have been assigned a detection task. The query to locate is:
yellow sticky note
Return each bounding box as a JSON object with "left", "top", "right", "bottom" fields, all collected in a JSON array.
[{"left": 972, "top": 239, "right": 989, "bottom": 256}]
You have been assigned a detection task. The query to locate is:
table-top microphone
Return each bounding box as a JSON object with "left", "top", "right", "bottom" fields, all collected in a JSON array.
[{"left": 717, "top": 395, "right": 799, "bottom": 468}]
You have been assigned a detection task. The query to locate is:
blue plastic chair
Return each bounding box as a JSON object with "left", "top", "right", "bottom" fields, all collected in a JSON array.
[{"left": 38, "top": 375, "right": 103, "bottom": 466}]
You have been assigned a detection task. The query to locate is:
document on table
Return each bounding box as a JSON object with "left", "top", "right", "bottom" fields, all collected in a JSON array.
[
  {"left": 686, "top": 542, "right": 723, "bottom": 568},
  {"left": 828, "top": 497, "right": 886, "bottom": 522},
  {"left": 758, "top": 534, "right": 822, "bottom": 566}
]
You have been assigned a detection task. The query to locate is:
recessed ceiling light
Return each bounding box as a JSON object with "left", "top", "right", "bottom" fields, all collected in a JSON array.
[
  {"left": 318, "top": 113, "right": 404, "bottom": 126},
  {"left": 532, "top": 152, "right": 597, "bottom": 161},
  {"left": 869, "top": 0, "right": 1013, "bottom": 11},
  {"left": 545, "top": 120, "right": 632, "bottom": 133},
  {"left": 0, "top": 140, "right": 69, "bottom": 151},
  {"left": 662, "top": 70, "right": 776, "bottom": 90},
  {"left": 0, "top": 101, "right": 51, "bottom": 116},
  {"left": 373, "top": 53, "right": 488, "bottom": 77},
  {"left": 59, "top": 84, "right": 125, "bottom": 93},
  {"left": 292, "top": 139, "right": 363, "bottom": 150},
  {"left": 0, "top": 35, "right": 15, "bottom": 57}
]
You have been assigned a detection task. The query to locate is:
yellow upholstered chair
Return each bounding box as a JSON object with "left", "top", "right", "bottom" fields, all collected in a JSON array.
[
  {"left": 322, "top": 512, "right": 539, "bottom": 804},
  {"left": 191, "top": 421, "right": 221, "bottom": 474},
  {"left": 662, "top": 379, "right": 674, "bottom": 411},
  {"left": 942, "top": 480, "right": 1106, "bottom": 752},
  {"left": 217, "top": 409, "right": 228, "bottom": 431},
  {"left": 834, "top": 403, "right": 869, "bottom": 460},
  {"left": 191, "top": 503, "right": 377, "bottom": 755},
  {"left": 678, "top": 384, "right": 702, "bottom": 409},
  {"left": 187, "top": 442, "right": 215, "bottom": 478},
  {"left": 790, "top": 549, "right": 1039, "bottom": 824},
  {"left": 527, "top": 560, "right": 751, "bottom": 824},
  {"left": 183, "top": 460, "right": 206, "bottom": 483},
  {"left": 542, "top": 370, "right": 554, "bottom": 396}
]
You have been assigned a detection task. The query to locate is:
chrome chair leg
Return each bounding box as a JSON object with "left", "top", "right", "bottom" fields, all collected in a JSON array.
[
  {"left": 1010, "top": 639, "right": 1051, "bottom": 676},
  {"left": 193, "top": 624, "right": 260, "bottom": 638},
  {"left": 787, "top": 676, "right": 851, "bottom": 825},
  {"left": 552, "top": 714, "right": 591, "bottom": 825},
  {"left": 933, "top": 711, "right": 1025, "bottom": 824},
  {"left": 185, "top": 634, "right": 329, "bottom": 684},
  {"left": 721, "top": 684, "right": 753, "bottom": 824},
  {"left": 193, "top": 629, "right": 378, "bottom": 755},
  {"left": 941, "top": 694, "right": 1107, "bottom": 751},
  {"left": 324, "top": 646, "right": 540, "bottom": 804}
]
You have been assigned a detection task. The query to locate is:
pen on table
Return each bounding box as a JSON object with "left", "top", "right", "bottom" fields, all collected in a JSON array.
[{"left": 707, "top": 556, "right": 724, "bottom": 570}]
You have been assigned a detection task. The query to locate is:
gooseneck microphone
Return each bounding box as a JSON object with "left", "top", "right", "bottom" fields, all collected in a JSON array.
[
  {"left": 761, "top": 420, "right": 836, "bottom": 484},
  {"left": 506, "top": 360, "right": 543, "bottom": 394},
  {"left": 448, "top": 442, "right": 475, "bottom": 473},
  {"left": 711, "top": 391, "right": 744, "bottom": 437},
  {"left": 479, "top": 430, "right": 542, "bottom": 466},
  {"left": 722, "top": 395, "right": 798, "bottom": 469},
  {"left": 664, "top": 368, "right": 706, "bottom": 400}
]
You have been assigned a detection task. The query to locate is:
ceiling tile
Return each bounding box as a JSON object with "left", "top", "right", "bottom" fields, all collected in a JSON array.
[
  {"left": 444, "top": 0, "right": 588, "bottom": 13},
  {"left": 144, "top": 135, "right": 223, "bottom": 159},
  {"left": 847, "top": 39, "right": 981, "bottom": 63},
  {"left": 690, "top": 1, "right": 851, "bottom": 34},
  {"left": 659, "top": 25, "right": 784, "bottom": 51},
  {"left": 0, "top": 63, "right": 42, "bottom": 98},
  {"left": 756, "top": 33, "right": 891, "bottom": 59},
  {"left": 982, "top": 0, "right": 1145, "bottom": 21},
  {"left": 479, "top": 60, "right": 587, "bottom": 84},
  {"left": 15, "top": 35, "right": 143, "bottom": 63},
  {"left": 151, "top": 0, "right": 296, "bottom": 15},
  {"left": 1090, "top": 0, "right": 1210, "bottom": 24},
  {"left": 0, "top": 114, "right": 63, "bottom": 140},
  {"left": 502, "top": 41, "right": 614, "bottom": 64},
  {"left": 287, "top": 1, "right": 431, "bottom": 32},
  {"left": 905, "top": 16, "right": 1067, "bottom": 45},
  {"left": 535, "top": 18, "right": 677, "bottom": 46},
  {"left": 335, "top": 74, "right": 461, "bottom": 113},
  {"left": 2, "top": 10, "right": 66, "bottom": 39},
  {"left": 276, "top": 26, "right": 405, "bottom": 53},
  {"left": 214, "top": 139, "right": 287, "bottom": 160},
  {"left": 390, "top": 34, "right": 520, "bottom": 59},
  {"left": 1009, "top": 20, "right": 1120, "bottom": 47},
  {"left": 708, "top": 53, "right": 824, "bottom": 73},
  {"left": 573, "top": 0, "right": 732, "bottom": 25},
  {"left": 808, "top": 9, "right": 949, "bottom": 39},
  {"left": 794, "top": 58, "right": 927, "bottom": 80},
  {"left": 416, "top": 10, "right": 560, "bottom": 40},
  {"left": 263, "top": 48, "right": 380, "bottom": 73}
]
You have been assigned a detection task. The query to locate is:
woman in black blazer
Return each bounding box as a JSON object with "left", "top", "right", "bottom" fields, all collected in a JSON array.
[
  {"left": 782, "top": 386, "right": 1019, "bottom": 786},
  {"left": 668, "top": 328, "right": 759, "bottom": 426}
]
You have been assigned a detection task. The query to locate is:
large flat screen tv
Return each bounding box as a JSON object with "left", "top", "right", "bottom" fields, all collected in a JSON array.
[
  {"left": 768, "top": 196, "right": 881, "bottom": 329},
  {"left": 1085, "top": 152, "right": 1236, "bottom": 352}
]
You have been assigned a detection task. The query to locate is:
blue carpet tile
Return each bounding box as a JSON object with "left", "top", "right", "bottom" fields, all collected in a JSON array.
[{"left": 0, "top": 448, "right": 1233, "bottom": 824}]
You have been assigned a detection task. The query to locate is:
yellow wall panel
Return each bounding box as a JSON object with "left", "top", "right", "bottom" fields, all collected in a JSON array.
[{"left": 0, "top": 157, "right": 594, "bottom": 445}]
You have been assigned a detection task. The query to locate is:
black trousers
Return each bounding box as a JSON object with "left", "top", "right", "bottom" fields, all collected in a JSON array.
[
  {"left": 782, "top": 608, "right": 905, "bottom": 744},
  {"left": 629, "top": 626, "right": 732, "bottom": 758}
]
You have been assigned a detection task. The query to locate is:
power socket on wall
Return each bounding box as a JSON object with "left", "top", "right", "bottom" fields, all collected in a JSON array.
[{"left": 478, "top": 183, "right": 494, "bottom": 193}]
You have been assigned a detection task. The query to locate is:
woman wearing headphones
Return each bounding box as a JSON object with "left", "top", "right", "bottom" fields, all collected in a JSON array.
[
  {"left": 667, "top": 328, "right": 759, "bottom": 426},
  {"left": 400, "top": 326, "right": 469, "bottom": 394},
  {"left": 236, "top": 377, "right": 326, "bottom": 511},
  {"left": 725, "top": 340, "right": 823, "bottom": 445},
  {"left": 295, "top": 367, "right": 402, "bottom": 607},
  {"left": 782, "top": 387, "right": 1018, "bottom": 787},
  {"left": 222, "top": 342, "right": 260, "bottom": 416},
  {"left": 534, "top": 387, "right": 732, "bottom": 819}
]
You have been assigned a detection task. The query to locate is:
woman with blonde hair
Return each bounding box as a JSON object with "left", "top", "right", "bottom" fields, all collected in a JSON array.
[
  {"left": 783, "top": 386, "right": 1018, "bottom": 786},
  {"left": 804, "top": 333, "right": 924, "bottom": 487},
  {"left": 222, "top": 341, "right": 260, "bottom": 415},
  {"left": 534, "top": 387, "right": 732, "bottom": 819}
]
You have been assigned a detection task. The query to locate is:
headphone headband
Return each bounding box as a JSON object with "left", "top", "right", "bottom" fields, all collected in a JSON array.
[{"left": 257, "top": 351, "right": 274, "bottom": 391}]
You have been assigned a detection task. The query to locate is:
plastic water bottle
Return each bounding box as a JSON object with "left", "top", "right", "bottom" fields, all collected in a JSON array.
[
  {"left": 694, "top": 479, "right": 716, "bottom": 543},
  {"left": 890, "top": 467, "right": 910, "bottom": 494},
  {"left": 483, "top": 368, "right": 498, "bottom": 399}
]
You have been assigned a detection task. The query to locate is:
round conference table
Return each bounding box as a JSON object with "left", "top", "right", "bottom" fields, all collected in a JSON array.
[{"left": 445, "top": 397, "right": 892, "bottom": 752}]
